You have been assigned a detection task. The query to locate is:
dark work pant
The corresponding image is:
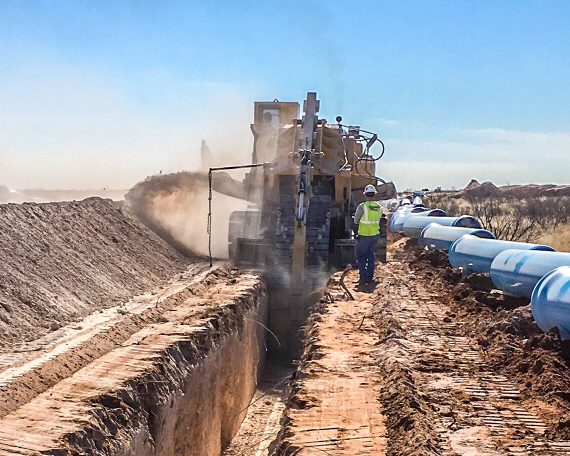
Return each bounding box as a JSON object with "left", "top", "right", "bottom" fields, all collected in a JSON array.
[{"left": 355, "top": 234, "right": 380, "bottom": 282}]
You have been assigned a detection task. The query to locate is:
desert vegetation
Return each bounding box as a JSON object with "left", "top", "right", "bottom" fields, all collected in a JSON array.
[{"left": 427, "top": 193, "right": 570, "bottom": 250}]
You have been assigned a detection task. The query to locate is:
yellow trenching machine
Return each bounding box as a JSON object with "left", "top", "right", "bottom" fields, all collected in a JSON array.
[{"left": 207, "top": 92, "right": 395, "bottom": 353}]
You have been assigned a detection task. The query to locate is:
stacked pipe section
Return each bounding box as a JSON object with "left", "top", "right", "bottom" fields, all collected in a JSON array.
[
  {"left": 448, "top": 235, "right": 555, "bottom": 275},
  {"left": 531, "top": 266, "right": 570, "bottom": 340},
  {"left": 390, "top": 205, "right": 429, "bottom": 233},
  {"left": 388, "top": 195, "right": 570, "bottom": 340},
  {"left": 490, "top": 250, "right": 570, "bottom": 298},
  {"left": 419, "top": 223, "right": 495, "bottom": 250},
  {"left": 403, "top": 214, "right": 479, "bottom": 238}
]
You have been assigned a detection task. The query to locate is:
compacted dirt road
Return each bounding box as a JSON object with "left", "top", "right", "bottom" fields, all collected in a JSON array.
[{"left": 272, "top": 273, "right": 388, "bottom": 455}]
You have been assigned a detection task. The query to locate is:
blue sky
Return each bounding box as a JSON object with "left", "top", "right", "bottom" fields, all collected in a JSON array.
[{"left": 1, "top": 0, "right": 569, "bottom": 190}]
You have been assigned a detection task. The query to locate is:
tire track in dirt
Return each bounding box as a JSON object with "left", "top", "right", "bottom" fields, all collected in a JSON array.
[
  {"left": 374, "top": 260, "right": 570, "bottom": 455},
  {"left": 272, "top": 273, "right": 388, "bottom": 455},
  {"left": 0, "top": 262, "right": 213, "bottom": 418}
]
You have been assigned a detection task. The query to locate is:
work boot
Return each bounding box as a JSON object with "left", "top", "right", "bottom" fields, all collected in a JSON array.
[{"left": 356, "top": 281, "right": 374, "bottom": 293}]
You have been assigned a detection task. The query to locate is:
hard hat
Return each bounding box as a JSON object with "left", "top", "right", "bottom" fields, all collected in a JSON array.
[{"left": 363, "top": 184, "right": 377, "bottom": 195}]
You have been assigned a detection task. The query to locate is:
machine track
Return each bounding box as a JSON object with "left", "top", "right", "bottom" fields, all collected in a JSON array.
[
  {"left": 273, "top": 193, "right": 332, "bottom": 286},
  {"left": 305, "top": 195, "right": 332, "bottom": 266}
]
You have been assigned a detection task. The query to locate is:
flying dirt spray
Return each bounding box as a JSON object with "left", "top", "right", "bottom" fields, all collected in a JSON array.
[{"left": 126, "top": 171, "right": 249, "bottom": 259}]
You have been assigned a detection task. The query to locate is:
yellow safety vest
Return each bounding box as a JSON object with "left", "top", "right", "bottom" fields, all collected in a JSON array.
[{"left": 358, "top": 201, "right": 383, "bottom": 236}]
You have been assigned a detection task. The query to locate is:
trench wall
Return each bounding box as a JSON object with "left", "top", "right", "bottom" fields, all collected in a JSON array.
[
  {"left": 148, "top": 296, "right": 267, "bottom": 455},
  {"left": 0, "top": 272, "right": 267, "bottom": 456}
]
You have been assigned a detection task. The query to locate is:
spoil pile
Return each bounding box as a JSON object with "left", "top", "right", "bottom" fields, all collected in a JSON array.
[
  {"left": 0, "top": 198, "right": 190, "bottom": 350},
  {"left": 454, "top": 180, "right": 570, "bottom": 199},
  {"left": 406, "top": 241, "right": 570, "bottom": 439},
  {"left": 126, "top": 171, "right": 248, "bottom": 258}
]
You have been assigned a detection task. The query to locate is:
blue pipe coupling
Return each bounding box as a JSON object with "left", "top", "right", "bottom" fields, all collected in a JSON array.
[
  {"left": 449, "top": 235, "right": 555, "bottom": 275},
  {"left": 491, "top": 250, "right": 570, "bottom": 298},
  {"left": 403, "top": 214, "right": 479, "bottom": 238},
  {"left": 419, "top": 223, "right": 495, "bottom": 251},
  {"left": 531, "top": 266, "right": 570, "bottom": 340}
]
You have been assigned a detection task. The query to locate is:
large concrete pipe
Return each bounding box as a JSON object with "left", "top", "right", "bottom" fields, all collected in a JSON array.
[
  {"left": 414, "top": 209, "right": 447, "bottom": 217},
  {"left": 391, "top": 207, "right": 440, "bottom": 234},
  {"left": 395, "top": 208, "right": 446, "bottom": 234},
  {"left": 390, "top": 206, "right": 429, "bottom": 233},
  {"left": 419, "top": 223, "right": 495, "bottom": 251},
  {"left": 531, "top": 266, "right": 570, "bottom": 340},
  {"left": 449, "top": 235, "right": 555, "bottom": 275},
  {"left": 403, "top": 215, "right": 481, "bottom": 238},
  {"left": 491, "top": 250, "right": 570, "bottom": 298},
  {"left": 388, "top": 206, "right": 408, "bottom": 231}
]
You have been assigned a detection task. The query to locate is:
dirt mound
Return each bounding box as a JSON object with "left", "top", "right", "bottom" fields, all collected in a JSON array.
[
  {"left": 500, "top": 183, "right": 559, "bottom": 198},
  {"left": 544, "top": 185, "right": 570, "bottom": 197},
  {"left": 0, "top": 198, "right": 190, "bottom": 350},
  {"left": 465, "top": 179, "right": 481, "bottom": 190},
  {"left": 402, "top": 244, "right": 570, "bottom": 438},
  {"left": 460, "top": 180, "right": 500, "bottom": 199},
  {"left": 454, "top": 181, "right": 570, "bottom": 200}
]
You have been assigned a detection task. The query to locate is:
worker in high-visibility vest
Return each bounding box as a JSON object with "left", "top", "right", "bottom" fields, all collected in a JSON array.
[{"left": 353, "top": 184, "right": 383, "bottom": 286}]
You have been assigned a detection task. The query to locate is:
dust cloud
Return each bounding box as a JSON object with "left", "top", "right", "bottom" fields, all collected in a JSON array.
[{"left": 126, "top": 172, "right": 248, "bottom": 258}]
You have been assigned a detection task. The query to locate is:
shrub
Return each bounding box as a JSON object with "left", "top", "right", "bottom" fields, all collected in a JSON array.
[{"left": 426, "top": 193, "right": 570, "bottom": 243}]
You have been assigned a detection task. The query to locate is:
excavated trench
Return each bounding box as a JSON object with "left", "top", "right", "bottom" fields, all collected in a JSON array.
[
  {"left": 0, "top": 198, "right": 295, "bottom": 455},
  {"left": 0, "top": 263, "right": 273, "bottom": 456},
  {"left": 3, "top": 198, "right": 570, "bottom": 455}
]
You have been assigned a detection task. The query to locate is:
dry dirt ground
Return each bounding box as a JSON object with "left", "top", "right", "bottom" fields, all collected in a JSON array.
[
  {"left": 223, "top": 361, "right": 293, "bottom": 456},
  {"left": 271, "top": 240, "right": 570, "bottom": 455},
  {"left": 1, "top": 196, "right": 569, "bottom": 455},
  {"left": 0, "top": 197, "right": 270, "bottom": 455},
  {"left": 0, "top": 198, "right": 191, "bottom": 350},
  {"left": 0, "top": 265, "right": 266, "bottom": 455},
  {"left": 272, "top": 274, "right": 388, "bottom": 455}
]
